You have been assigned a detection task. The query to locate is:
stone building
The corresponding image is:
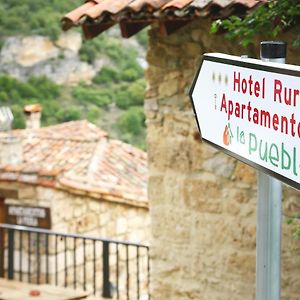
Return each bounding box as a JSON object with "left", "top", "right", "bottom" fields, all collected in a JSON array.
[
  {"left": 62, "top": 1, "right": 300, "bottom": 299},
  {"left": 0, "top": 112, "right": 149, "bottom": 242},
  {"left": 0, "top": 107, "right": 150, "bottom": 297}
]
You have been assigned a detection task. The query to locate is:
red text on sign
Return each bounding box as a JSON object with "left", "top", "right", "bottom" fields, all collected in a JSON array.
[
  {"left": 273, "top": 79, "right": 300, "bottom": 107},
  {"left": 233, "top": 72, "right": 265, "bottom": 99}
]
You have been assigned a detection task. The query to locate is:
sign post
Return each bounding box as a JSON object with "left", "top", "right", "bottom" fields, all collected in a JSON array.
[
  {"left": 190, "top": 42, "right": 300, "bottom": 299},
  {"left": 256, "top": 41, "right": 286, "bottom": 300},
  {"left": 190, "top": 52, "right": 300, "bottom": 189}
]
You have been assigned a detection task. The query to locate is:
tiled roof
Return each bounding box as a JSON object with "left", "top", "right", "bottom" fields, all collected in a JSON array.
[
  {"left": 62, "top": 0, "right": 266, "bottom": 38},
  {"left": 0, "top": 121, "right": 148, "bottom": 207}
]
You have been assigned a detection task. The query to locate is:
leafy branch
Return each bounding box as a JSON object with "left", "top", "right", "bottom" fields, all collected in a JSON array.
[{"left": 211, "top": 0, "right": 300, "bottom": 47}]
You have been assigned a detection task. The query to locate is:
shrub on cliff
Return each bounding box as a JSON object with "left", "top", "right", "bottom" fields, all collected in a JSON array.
[{"left": 0, "top": 0, "right": 81, "bottom": 40}]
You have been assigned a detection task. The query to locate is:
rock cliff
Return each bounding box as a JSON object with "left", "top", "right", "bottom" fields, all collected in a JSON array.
[{"left": 0, "top": 32, "right": 108, "bottom": 85}]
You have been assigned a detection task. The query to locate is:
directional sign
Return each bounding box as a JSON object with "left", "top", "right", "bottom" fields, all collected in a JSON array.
[
  {"left": 4, "top": 204, "right": 51, "bottom": 229},
  {"left": 190, "top": 53, "right": 300, "bottom": 190}
]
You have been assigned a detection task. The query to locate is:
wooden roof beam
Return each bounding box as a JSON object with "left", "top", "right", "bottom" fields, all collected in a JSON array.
[{"left": 119, "top": 20, "right": 151, "bottom": 38}]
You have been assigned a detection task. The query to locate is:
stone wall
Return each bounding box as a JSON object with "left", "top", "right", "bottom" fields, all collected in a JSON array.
[
  {"left": 5, "top": 185, "right": 149, "bottom": 243},
  {"left": 145, "top": 19, "right": 300, "bottom": 300}
]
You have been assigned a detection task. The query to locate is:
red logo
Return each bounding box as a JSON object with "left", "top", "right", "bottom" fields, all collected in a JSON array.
[{"left": 223, "top": 125, "right": 231, "bottom": 146}]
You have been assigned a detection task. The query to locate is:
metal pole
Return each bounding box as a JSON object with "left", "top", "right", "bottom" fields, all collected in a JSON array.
[
  {"left": 102, "top": 241, "right": 112, "bottom": 298},
  {"left": 256, "top": 41, "right": 286, "bottom": 300},
  {"left": 7, "top": 229, "right": 15, "bottom": 280}
]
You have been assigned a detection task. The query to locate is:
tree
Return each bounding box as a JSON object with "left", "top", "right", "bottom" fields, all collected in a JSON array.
[
  {"left": 211, "top": 0, "right": 300, "bottom": 47},
  {"left": 117, "top": 107, "right": 145, "bottom": 135}
]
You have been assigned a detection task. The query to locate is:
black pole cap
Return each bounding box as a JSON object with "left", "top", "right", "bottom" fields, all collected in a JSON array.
[{"left": 260, "top": 41, "right": 287, "bottom": 59}]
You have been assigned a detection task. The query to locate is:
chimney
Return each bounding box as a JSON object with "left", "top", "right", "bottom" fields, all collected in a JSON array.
[
  {"left": 0, "top": 136, "right": 23, "bottom": 165},
  {"left": 0, "top": 107, "right": 22, "bottom": 166},
  {"left": 24, "top": 104, "right": 42, "bottom": 129}
]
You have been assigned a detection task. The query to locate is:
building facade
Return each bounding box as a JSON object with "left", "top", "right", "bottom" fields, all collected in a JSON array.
[
  {"left": 0, "top": 119, "right": 150, "bottom": 297},
  {"left": 145, "top": 20, "right": 300, "bottom": 300}
]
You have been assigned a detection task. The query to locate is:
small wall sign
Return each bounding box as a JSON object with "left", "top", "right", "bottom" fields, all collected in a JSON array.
[
  {"left": 4, "top": 204, "right": 51, "bottom": 229},
  {"left": 190, "top": 53, "right": 300, "bottom": 190}
]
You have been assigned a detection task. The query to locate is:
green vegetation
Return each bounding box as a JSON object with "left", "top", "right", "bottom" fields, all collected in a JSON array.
[
  {"left": 115, "top": 79, "right": 146, "bottom": 110},
  {"left": 0, "top": 72, "right": 147, "bottom": 148},
  {"left": 0, "top": 0, "right": 148, "bottom": 149},
  {"left": 0, "top": 0, "right": 81, "bottom": 41},
  {"left": 136, "top": 29, "right": 148, "bottom": 48},
  {"left": 0, "top": 0, "right": 149, "bottom": 46},
  {"left": 77, "top": 33, "right": 147, "bottom": 148},
  {"left": 115, "top": 107, "right": 146, "bottom": 148},
  {"left": 0, "top": 74, "right": 76, "bottom": 126},
  {"left": 117, "top": 106, "right": 145, "bottom": 135},
  {"left": 80, "top": 34, "right": 144, "bottom": 79},
  {"left": 93, "top": 67, "right": 120, "bottom": 84},
  {"left": 72, "top": 85, "right": 113, "bottom": 108},
  {"left": 211, "top": 0, "right": 300, "bottom": 47}
]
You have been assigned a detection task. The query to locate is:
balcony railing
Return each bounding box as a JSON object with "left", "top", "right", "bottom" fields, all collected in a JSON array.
[{"left": 0, "top": 223, "right": 150, "bottom": 299}]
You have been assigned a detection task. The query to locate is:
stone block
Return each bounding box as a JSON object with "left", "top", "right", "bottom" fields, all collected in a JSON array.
[
  {"left": 144, "top": 98, "right": 158, "bottom": 112},
  {"left": 232, "top": 162, "right": 256, "bottom": 184},
  {"left": 158, "top": 79, "right": 178, "bottom": 98},
  {"left": 37, "top": 187, "right": 56, "bottom": 201},
  {"left": 283, "top": 194, "right": 300, "bottom": 216},
  {"left": 116, "top": 217, "right": 128, "bottom": 235},
  {"left": 183, "top": 42, "right": 202, "bottom": 57},
  {"left": 202, "top": 153, "right": 236, "bottom": 178},
  {"left": 183, "top": 181, "right": 222, "bottom": 214},
  {"left": 227, "top": 252, "right": 256, "bottom": 278},
  {"left": 88, "top": 200, "right": 100, "bottom": 212},
  {"left": 77, "top": 212, "right": 98, "bottom": 232},
  {"left": 73, "top": 204, "right": 86, "bottom": 218}
]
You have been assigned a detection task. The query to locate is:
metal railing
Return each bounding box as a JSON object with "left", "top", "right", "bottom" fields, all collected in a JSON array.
[{"left": 0, "top": 223, "right": 150, "bottom": 299}]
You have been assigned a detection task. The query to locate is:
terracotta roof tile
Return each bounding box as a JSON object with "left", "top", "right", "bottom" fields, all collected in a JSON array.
[
  {"left": 162, "top": 0, "right": 193, "bottom": 11},
  {"left": 62, "top": 0, "right": 266, "bottom": 38},
  {"left": 63, "top": 1, "right": 97, "bottom": 29},
  {"left": 85, "top": 0, "right": 133, "bottom": 18},
  {"left": 129, "top": 0, "right": 171, "bottom": 12},
  {"left": 0, "top": 120, "right": 148, "bottom": 206},
  {"left": 24, "top": 104, "right": 42, "bottom": 113}
]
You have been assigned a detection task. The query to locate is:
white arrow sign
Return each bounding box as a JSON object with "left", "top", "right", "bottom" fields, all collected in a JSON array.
[{"left": 190, "top": 53, "right": 300, "bottom": 190}]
